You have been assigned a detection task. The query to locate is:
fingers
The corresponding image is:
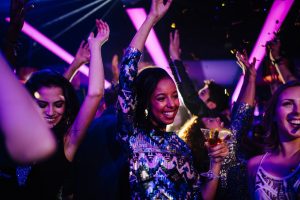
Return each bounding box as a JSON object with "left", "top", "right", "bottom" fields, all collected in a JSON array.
[
  {"left": 164, "top": 0, "right": 173, "bottom": 9},
  {"left": 88, "top": 32, "right": 94, "bottom": 40},
  {"left": 207, "top": 143, "right": 229, "bottom": 158}
]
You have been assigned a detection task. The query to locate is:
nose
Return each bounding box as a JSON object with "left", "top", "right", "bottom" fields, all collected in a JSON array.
[
  {"left": 167, "top": 97, "right": 176, "bottom": 108},
  {"left": 294, "top": 102, "right": 300, "bottom": 114},
  {"left": 45, "top": 105, "right": 54, "bottom": 116}
]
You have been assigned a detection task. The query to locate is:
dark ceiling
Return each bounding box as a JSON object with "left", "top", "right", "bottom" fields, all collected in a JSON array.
[{"left": 0, "top": 0, "right": 300, "bottom": 74}]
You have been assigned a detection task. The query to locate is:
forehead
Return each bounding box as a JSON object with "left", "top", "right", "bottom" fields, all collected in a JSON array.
[
  {"left": 35, "top": 86, "right": 65, "bottom": 101},
  {"left": 152, "top": 78, "right": 176, "bottom": 94},
  {"left": 278, "top": 86, "right": 300, "bottom": 101}
]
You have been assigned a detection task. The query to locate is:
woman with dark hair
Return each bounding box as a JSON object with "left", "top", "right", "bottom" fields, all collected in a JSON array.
[
  {"left": 117, "top": 0, "right": 229, "bottom": 199},
  {"left": 247, "top": 81, "right": 300, "bottom": 199},
  {"left": 0, "top": 19, "right": 109, "bottom": 199}
]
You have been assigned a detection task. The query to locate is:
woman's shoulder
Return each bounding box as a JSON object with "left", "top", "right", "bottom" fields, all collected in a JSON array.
[{"left": 247, "top": 154, "right": 265, "bottom": 175}]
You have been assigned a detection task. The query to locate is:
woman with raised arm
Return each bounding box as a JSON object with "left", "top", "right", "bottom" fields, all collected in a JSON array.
[
  {"left": 0, "top": 19, "right": 109, "bottom": 199},
  {"left": 117, "top": 0, "right": 228, "bottom": 199}
]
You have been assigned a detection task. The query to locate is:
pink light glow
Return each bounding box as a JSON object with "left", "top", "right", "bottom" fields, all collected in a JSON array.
[
  {"left": 5, "top": 18, "right": 111, "bottom": 88},
  {"left": 231, "top": 0, "right": 294, "bottom": 103},
  {"left": 126, "top": 8, "right": 170, "bottom": 74}
]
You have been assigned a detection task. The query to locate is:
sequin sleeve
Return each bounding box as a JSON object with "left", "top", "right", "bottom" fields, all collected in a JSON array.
[
  {"left": 117, "top": 47, "right": 142, "bottom": 142},
  {"left": 230, "top": 102, "right": 254, "bottom": 163},
  {"left": 217, "top": 102, "right": 254, "bottom": 191}
]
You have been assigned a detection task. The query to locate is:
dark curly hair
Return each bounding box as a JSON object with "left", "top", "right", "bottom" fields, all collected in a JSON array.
[
  {"left": 178, "top": 116, "right": 209, "bottom": 173},
  {"left": 25, "top": 69, "right": 80, "bottom": 138}
]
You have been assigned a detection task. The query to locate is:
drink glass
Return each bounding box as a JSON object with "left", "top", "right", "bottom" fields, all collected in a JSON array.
[{"left": 200, "top": 128, "right": 232, "bottom": 179}]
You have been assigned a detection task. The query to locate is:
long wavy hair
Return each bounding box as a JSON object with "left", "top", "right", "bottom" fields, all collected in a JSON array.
[
  {"left": 134, "top": 67, "right": 172, "bottom": 130},
  {"left": 25, "top": 69, "right": 80, "bottom": 138},
  {"left": 178, "top": 116, "right": 209, "bottom": 173},
  {"left": 260, "top": 80, "right": 300, "bottom": 152}
]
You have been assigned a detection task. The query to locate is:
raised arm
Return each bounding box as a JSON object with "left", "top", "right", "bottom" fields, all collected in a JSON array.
[
  {"left": 129, "top": 0, "right": 172, "bottom": 51},
  {"left": 0, "top": 53, "right": 56, "bottom": 163},
  {"left": 64, "top": 40, "right": 90, "bottom": 81},
  {"left": 169, "top": 30, "right": 209, "bottom": 116},
  {"left": 235, "top": 50, "right": 256, "bottom": 106},
  {"left": 232, "top": 50, "right": 256, "bottom": 160},
  {"left": 64, "top": 19, "right": 108, "bottom": 161},
  {"left": 117, "top": 0, "right": 172, "bottom": 142},
  {"left": 267, "top": 38, "right": 296, "bottom": 84}
]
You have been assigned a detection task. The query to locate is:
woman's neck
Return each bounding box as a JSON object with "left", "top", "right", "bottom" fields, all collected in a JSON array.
[{"left": 277, "top": 138, "right": 300, "bottom": 157}]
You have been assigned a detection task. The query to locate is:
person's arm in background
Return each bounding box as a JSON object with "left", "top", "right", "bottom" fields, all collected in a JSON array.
[
  {"left": 2, "top": 0, "right": 29, "bottom": 67},
  {"left": 232, "top": 50, "right": 257, "bottom": 161},
  {"left": 0, "top": 53, "right": 56, "bottom": 163},
  {"left": 168, "top": 27, "right": 224, "bottom": 200},
  {"left": 169, "top": 30, "right": 209, "bottom": 116},
  {"left": 236, "top": 50, "right": 256, "bottom": 106},
  {"left": 64, "top": 41, "right": 90, "bottom": 81},
  {"left": 267, "top": 38, "right": 297, "bottom": 84},
  {"left": 64, "top": 19, "right": 108, "bottom": 161}
]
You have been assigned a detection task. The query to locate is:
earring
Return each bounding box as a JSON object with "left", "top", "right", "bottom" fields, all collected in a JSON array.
[{"left": 144, "top": 108, "right": 149, "bottom": 119}]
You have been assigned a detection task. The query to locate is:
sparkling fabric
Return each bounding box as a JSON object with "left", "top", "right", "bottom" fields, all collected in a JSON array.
[
  {"left": 117, "top": 47, "right": 202, "bottom": 199},
  {"left": 16, "top": 166, "right": 31, "bottom": 186},
  {"left": 218, "top": 102, "right": 254, "bottom": 199}
]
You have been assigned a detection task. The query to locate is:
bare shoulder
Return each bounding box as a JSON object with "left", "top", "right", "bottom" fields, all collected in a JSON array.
[{"left": 247, "top": 154, "right": 264, "bottom": 176}]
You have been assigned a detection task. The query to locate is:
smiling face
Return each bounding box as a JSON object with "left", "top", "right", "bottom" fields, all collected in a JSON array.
[
  {"left": 35, "top": 86, "right": 66, "bottom": 128},
  {"left": 149, "top": 77, "right": 179, "bottom": 129},
  {"left": 275, "top": 86, "right": 300, "bottom": 141}
]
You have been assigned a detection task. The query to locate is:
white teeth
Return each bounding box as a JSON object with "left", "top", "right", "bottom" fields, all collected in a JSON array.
[
  {"left": 290, "top": 120, "right": 300, "bottom": 125},
  {"left": 164, "top": 112, "right": 174, "bottom": 117},
  {"left": 45, "top": 118, "right": 55, "bottom": 122}
]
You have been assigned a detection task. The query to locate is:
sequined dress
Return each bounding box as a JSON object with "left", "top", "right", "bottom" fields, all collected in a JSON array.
[{"left": 117, "top": 47, "right": 202, "bottom": 199}]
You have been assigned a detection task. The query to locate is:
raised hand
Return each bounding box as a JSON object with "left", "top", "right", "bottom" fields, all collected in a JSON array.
[
  {"left": 169, "top": 30, "right": 181, "bottom": 60},
  {"left": 236, "top": 49, "right": 256, "bottom": 79},
  {"left": 88, "top": 19, "right": 110, "bottom": 50},
  {"left": 74, "top": 40, "right": 90, "bottom": 65},
  {"left": 148, "top": 0, "right": 173, "bottom": 23},
  {"left": 64, "top": 40, "right": 90, "bottom": 81},
  {"left": 266, "top": 38, "right": 281, "bottom": 61}
]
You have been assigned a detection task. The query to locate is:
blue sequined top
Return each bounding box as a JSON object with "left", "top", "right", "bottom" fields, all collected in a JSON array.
[{"left": 117, "top": 47, "right": 202, "bottom": 199}]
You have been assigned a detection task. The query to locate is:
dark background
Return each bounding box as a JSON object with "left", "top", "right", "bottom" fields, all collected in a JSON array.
[{"left": 1, "top": 0, "right": 300, "bottom": 92}]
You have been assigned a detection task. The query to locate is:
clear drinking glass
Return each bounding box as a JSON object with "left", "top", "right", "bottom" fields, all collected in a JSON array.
[{"left": 200, "top": 128, "right": 232, "bottom": 179}]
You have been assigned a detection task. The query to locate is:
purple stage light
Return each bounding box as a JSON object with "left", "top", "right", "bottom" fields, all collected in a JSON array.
[{"left": 5, "top": 18, "right": 111, "bottom": 88}]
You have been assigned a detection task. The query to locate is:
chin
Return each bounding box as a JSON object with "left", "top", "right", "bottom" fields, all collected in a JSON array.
[{"left": 163, "top": 119, "right": 175, "bottom": 125}]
